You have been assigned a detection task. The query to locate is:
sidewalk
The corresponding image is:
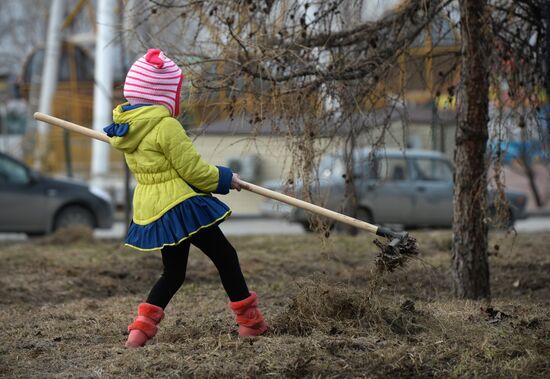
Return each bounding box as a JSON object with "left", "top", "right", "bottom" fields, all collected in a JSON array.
[
  {"left": 95, "top": 217, "right": 304, "bottom": 240},
  {"left": 1, "top": 215, "right": 549, "bottom": 243}
]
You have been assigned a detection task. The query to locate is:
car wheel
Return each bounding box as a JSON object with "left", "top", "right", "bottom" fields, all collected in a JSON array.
[
  {"left": 300, "top": 216, "right": 336, "bottom": 233},
  {"left": 357, "top": 208, "right": 374, "bottom": 225},
  {"left": 300, "top": 219, "right": 331, "bottom": 233},
  {"left": 300, "top": 221, "right": 315, "bottom": 233},
  {"left": 54, "top": 205, "right": 95, "bottom": 231},
  {"left": 333, "top": 207, "right": 374, "bottom": 235},
  {"left": 353, "top": 208, "right": 375, "bottom": 234},
  {"left": 26, "top": 231, "right": 47, "bottom": 238}
]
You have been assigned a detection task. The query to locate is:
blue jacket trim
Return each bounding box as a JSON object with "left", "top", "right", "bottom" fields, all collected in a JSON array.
[
  {"left": 103, "top": 122, "right": 129, "bottom": 137},
  {"left": 125, "top": 195, "right": 231, "bottom": 251},
  {"left": 215, "top": 166, "right": 233, "bottom": 195},
  {"left": 121, "top": 103, "right": 151, "bottom": 112},
  {"left": 104, "top": 104, "right": 152, "bottom": 136}
]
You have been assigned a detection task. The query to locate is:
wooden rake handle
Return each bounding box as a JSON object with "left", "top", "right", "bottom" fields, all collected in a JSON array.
[
  {"left": 239, "top": 181, "right": 378, "bottom": 234},
  {"left": 34, "top": 111, "right": 381, "bottom": 235},
  {"left": 34, "top": 112, "right": 110, "bottom": 143}
]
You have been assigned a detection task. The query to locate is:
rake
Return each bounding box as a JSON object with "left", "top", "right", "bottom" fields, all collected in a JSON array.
[{"left": 34, "top": 112, "right": 419, "bottom": 271}]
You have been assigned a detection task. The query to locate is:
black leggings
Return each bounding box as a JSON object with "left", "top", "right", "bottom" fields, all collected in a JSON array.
[{"left": 146, "top": 225, "right": 250, "bottom": 309}]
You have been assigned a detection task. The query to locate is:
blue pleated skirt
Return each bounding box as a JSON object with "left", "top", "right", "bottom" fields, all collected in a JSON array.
[{"left": 125, "top": 195, "right": 232, "bottom": 251}]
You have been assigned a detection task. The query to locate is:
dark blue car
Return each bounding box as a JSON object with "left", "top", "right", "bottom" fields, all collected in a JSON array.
[{"left": 0, "top": 151, "right": 114, "bottom": 236}]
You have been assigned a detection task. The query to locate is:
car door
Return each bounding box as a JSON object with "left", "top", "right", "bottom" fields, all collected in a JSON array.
[
  {"left": 0, "top": 155, "right": 49, "bottom": 232},
  {"left": 359, "top": 155, "right": 414, "bottom": 225},
  {"left": 409, "top": 157, "right": 454, "bottom": 226}
]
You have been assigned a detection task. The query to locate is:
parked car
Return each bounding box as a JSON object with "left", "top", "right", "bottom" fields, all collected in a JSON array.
[
  {"left": 0, "top": 152, "right": 114, "bottom": 236},
  {"left": 260, "top": 148, "right": 528, "bottom": 230}
]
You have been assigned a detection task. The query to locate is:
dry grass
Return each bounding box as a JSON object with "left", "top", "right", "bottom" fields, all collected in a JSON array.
[{"left": 0, "top": 230, "right": 549, "bottom": 378}]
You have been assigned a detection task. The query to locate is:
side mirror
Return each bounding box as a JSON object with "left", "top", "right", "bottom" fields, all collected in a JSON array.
[{"left": 28, "top": 170, "right": 40, "bottom": 184}]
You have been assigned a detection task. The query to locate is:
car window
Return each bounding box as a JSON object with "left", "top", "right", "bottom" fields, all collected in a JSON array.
[
  {"left": 319, "top": 154, "right": 378, "bottom": 180},
  {"left": 318, "top": 155, "right": 346, "bottom": 179},
  {"left": 0, "top": 156, "right": 30, "bottom": 184},
  {"left": 412, "top": 158, "right": 453, "bottom": 181},
  {"left": 377, "top": 157, "right": 409, "bottom": 181}
]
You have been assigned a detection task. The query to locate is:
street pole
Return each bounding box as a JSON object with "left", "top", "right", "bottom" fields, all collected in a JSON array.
[
  {"left": 90, "top": 0, "right": 116, "bottom": 180},
  {"left": 35, "top": 0, "right": 66, "bottom": 170},
  {"left": 545, "top": 1, "right": 550, "bottom": 141},
  {"left": 546, "top": 1, "right": 550, "bottom": 101}
]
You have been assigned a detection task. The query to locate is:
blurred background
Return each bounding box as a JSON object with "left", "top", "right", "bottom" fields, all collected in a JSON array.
[{"left": 0, "top": 0, "right": 548, "bottom": 238}]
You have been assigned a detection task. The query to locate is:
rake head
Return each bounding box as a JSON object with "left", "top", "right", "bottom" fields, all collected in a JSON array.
[{"left": 373, "top": 228, "right": 419, "bottom": 272}]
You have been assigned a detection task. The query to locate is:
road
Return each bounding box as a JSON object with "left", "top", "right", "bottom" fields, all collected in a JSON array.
[
  {"left": 96, "top": 216, "right": 550, "bottom": 238},
  {"left": 0, "top": 217, "right": 549, "bottom": 242},
  {"left": 93, "top": 218, "right": 306, "bottom": 239},
  {"left": 514, "top": 216, "right": 550, "bottom": 232}
]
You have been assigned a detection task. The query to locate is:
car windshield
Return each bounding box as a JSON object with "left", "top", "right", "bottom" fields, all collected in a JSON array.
[
  {"left": 318, "top": 151, "right": 454, "bottom": 182},
  {"left": 318, "top": 153, "right": 377, "bottom": 179}
]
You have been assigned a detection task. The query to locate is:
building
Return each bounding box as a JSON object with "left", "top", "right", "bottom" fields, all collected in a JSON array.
[{"left": 5, "top": 1, "right": 464, "bottom": 215}]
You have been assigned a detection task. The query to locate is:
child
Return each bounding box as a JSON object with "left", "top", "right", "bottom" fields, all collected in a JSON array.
[{"left": 105, "top": 48, "right": 268, "bottom": 348}]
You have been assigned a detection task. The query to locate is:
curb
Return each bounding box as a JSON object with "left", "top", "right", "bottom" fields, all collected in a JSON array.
[
  {"left": 113, "top": 213, "right": 264, "bottom": 222},
  {"left": 525, "top": 210, "right": 550, "bottom": 217}
]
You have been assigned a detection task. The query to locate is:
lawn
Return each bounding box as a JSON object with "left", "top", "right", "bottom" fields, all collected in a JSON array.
[{"left": 0, "top": 228, "right": 548, "bottom": 378}]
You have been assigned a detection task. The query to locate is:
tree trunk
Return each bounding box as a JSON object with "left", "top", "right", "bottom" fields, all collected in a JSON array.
[
  {"left": 545, "top": 1, "right": 550, "bottom": 101},
  {"left": 342, "top": 128, "right": 359, "bottom": 236},
  {"left": 452, "top": 0, "right": 491, "bottom": 299}
]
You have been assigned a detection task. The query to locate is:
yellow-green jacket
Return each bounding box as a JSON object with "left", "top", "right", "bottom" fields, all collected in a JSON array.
[{"left": 107, "top": 104, "right": 232, "bottom": 225}]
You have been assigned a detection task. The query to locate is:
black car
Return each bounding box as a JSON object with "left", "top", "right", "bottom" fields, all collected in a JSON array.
[{"left": 0, "top": 152, "right": 114, "bottom": 236}]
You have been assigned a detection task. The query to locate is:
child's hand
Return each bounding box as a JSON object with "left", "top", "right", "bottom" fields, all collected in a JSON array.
[{"left": 231, "top": 173, "right": 243, "bottom": 191}]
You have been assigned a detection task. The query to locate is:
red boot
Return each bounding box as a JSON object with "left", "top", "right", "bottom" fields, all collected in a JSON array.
[
  {"left": 229, "top": 292, "right": 269, "bottom": 337},
  {"left": 125, "top": 303, "right": 165, "bottom": 348}
]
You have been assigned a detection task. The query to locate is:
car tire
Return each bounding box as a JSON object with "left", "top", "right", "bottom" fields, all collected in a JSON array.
[
  {"left": 300, "top": 221, "right": 315, "bottom": 233},
  {"left": 300, "top": 218, "right": 331, "bottom": 233},
  {"left": 357, "top": 208, "right": 374, "bottom": 225},
  {"left": 301, "top": 217, "right": 336, "bottom": 233},
  {"left": 54, "top": 205, "right": 95, "bottom": 231},
  {"left": 301, "top": 208, "right": 374, "bottom": 234},
  {"left": 26, "top": 231, "right": 47, "bottom": 238},
  {"left": 352, "top": 208, "right": 375, "bottom": 234},
  {"left": 333, "top": 207, "right": 374, "bottom": 235}
]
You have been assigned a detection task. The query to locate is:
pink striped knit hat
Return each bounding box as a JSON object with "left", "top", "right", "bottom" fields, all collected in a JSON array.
[{"left": 123, "top": 48, "right": 184, "bottom": 117}]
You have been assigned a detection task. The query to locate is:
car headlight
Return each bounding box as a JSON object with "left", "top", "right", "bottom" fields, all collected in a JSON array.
[{"left": 89, "top": 185, "right": 113, "bottom": 204}]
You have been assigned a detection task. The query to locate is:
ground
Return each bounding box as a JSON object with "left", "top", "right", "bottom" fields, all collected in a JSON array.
[{"left": 0, "top": 229, "right": 548, "bottom": 378}]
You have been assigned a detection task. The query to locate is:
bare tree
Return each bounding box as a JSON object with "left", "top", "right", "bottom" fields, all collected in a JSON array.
[
  {"left": 452, "top": 0, "right": 491, "bottom": 299},
  {"left": 122, "top": 0, "right": 453, "bottom": 221},
  {"left": 121, "top": 0, "right": 547, "bottom": 298}
]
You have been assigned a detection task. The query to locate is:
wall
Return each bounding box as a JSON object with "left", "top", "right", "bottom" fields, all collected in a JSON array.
[{"left": 191, "top": 133, "right": 291, "bottom": 215}]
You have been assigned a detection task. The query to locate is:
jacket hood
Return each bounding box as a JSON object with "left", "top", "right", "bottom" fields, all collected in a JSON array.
[{"left": 109, "top": 104, "right": 171, "bottom": 153}]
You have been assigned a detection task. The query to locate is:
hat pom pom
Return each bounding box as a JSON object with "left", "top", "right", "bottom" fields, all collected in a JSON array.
[{"left": 145, "top": 48, "right": 164, "bottom": 68}]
